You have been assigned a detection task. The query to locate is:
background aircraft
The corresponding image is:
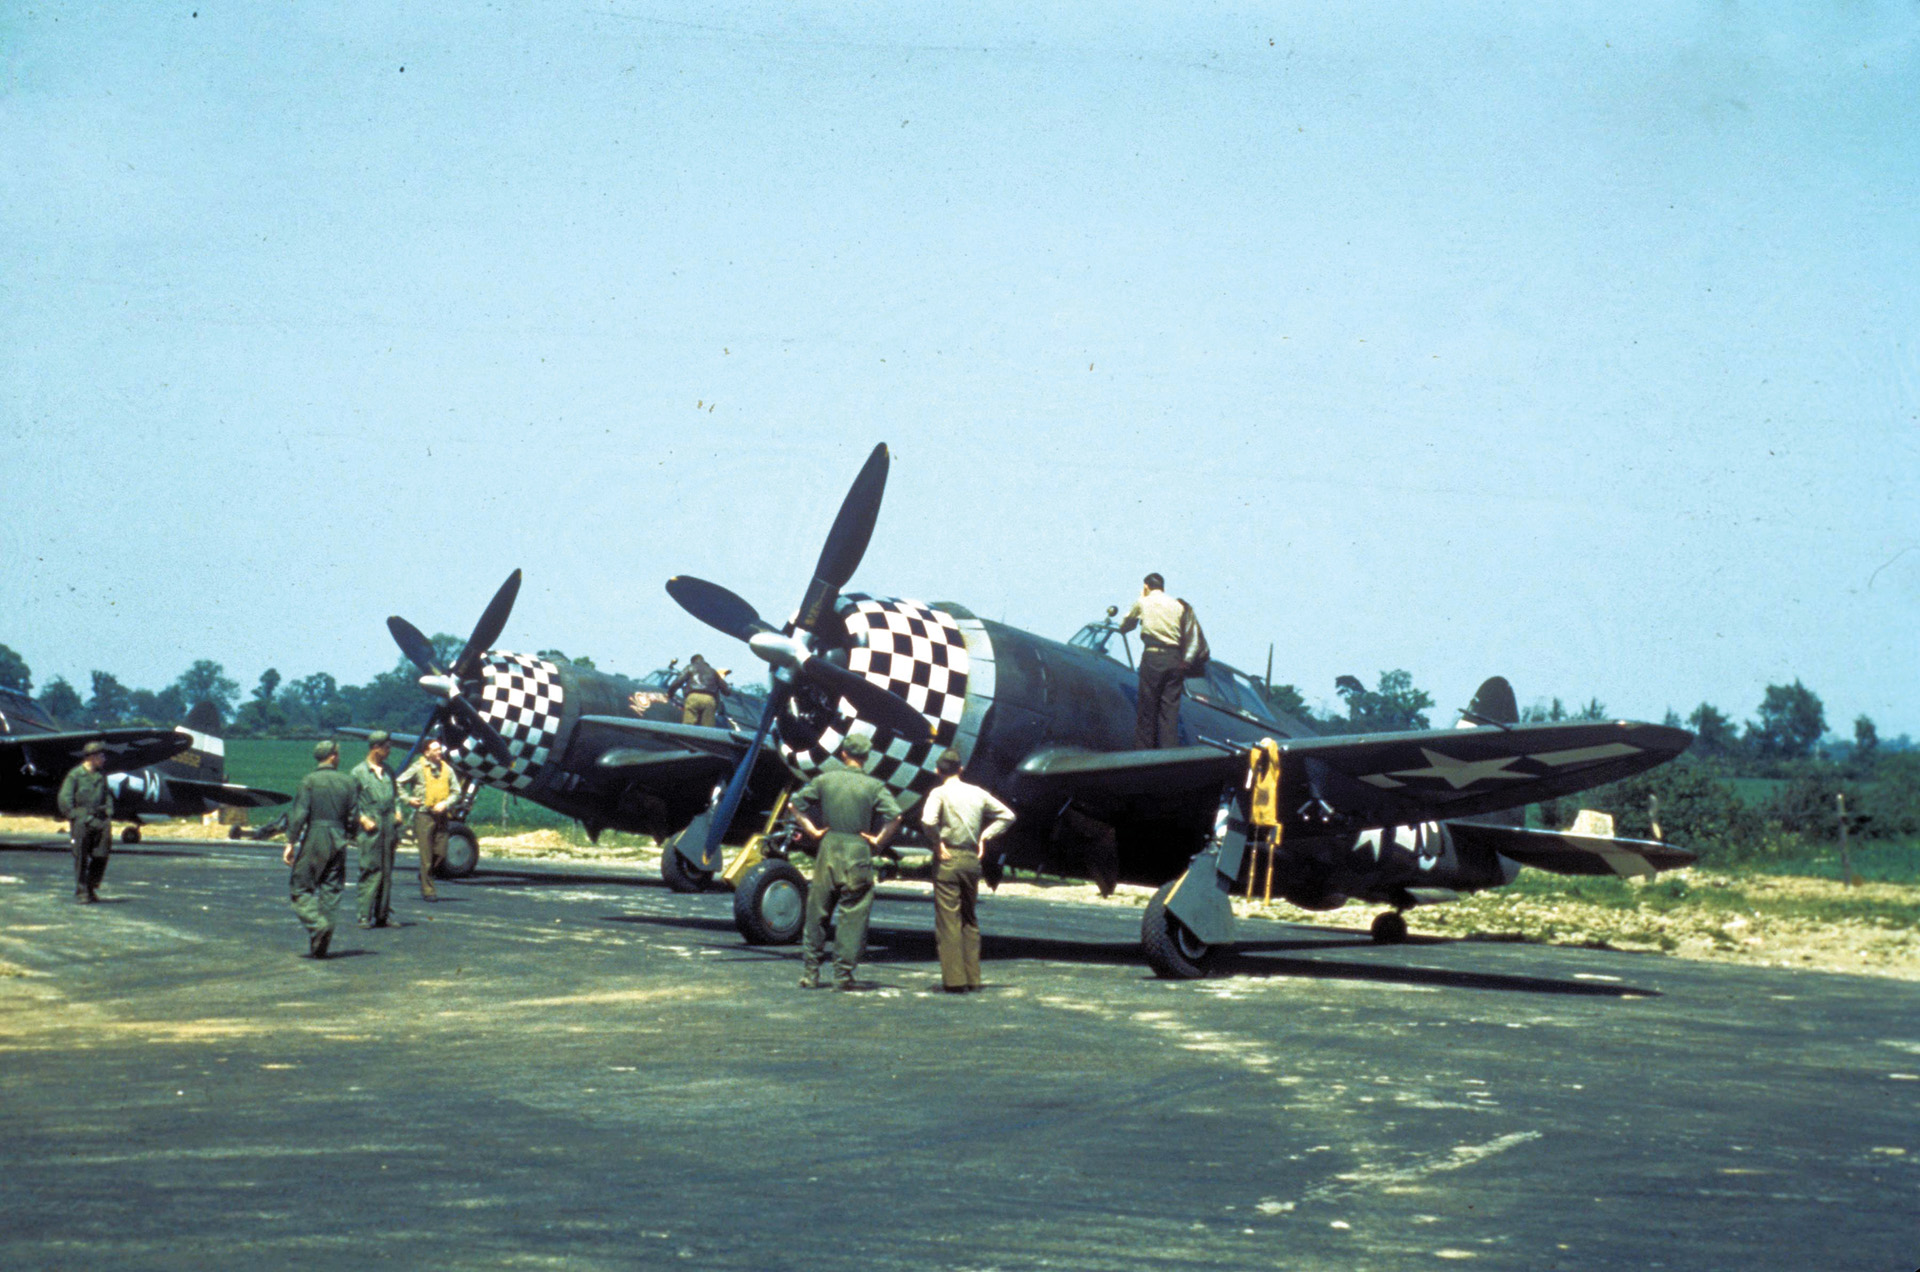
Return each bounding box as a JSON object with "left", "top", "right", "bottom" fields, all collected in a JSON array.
[
  {"left": 642, "top": 444, "right": 1696, "bottom": 976},
  {"left": 0, "top": 690, "right": 287, "bottom": 839}
]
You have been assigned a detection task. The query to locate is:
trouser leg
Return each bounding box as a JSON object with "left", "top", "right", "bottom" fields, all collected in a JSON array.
[
  {"left": 801, "top": 873, "right": 835, "bottom": 977},
  {"left": 1135, "top": 648, "right": 1184, "bottom": 749},
  {"left": 376, "top": 829, "right": 395, "bottom": 922},
  {"left": 70, "top": 823, "right": 89, "bottom": 897},
  {"left": 356, "top": 835, "right": 383, "bottom": 924},
  {"left": 956, "top": 861, "right": 982, "bottom": 988},
  {"left": 416, "top": 813, "right": 444, "bottom": 896},
  {"left": 933, "top": 860, "right": 966, "bottom": 989},
  {"left": 832, "top": 870, "right": 874, "bottom": 985},
  {"left": 318, "top": 846, "right": 345, "bottom": 930}
]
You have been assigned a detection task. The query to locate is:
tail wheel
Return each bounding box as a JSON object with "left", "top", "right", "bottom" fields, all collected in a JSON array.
[
  {"left": 1141, "top": 880, "right": 1215, "bottom": 979},
  {"left": 438, "top": 823, "right": 480, "bottom": 878},
  {"left": 120, "top": 825, "right": 142, "bottom": 844},
  {"left": 659, "top": 834, "right": 717, "bottom": 893},
  {"left": 733, "top": 860, "right": 808, "bottom": 945},
  {"left": 1370, "top": 911, "right": 1409, "bottom": 945}
]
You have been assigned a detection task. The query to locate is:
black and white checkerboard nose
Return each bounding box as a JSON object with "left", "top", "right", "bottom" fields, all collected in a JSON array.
[
  {"left": 445, "top": 652, "right": 565, "bottom": 792},
  {"left": 777, "top": 595, "right": 986, "bottom": 800}
]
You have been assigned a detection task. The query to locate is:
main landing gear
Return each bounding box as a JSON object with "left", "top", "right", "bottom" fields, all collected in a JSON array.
[
  {"left": 733, "top": 859, "right": 808, "bottom": 945},
  {"left": 120, "top": 825, "right": 142, "bottom": 844},
  {"left": 1141, "top": 880, "right": 1217, "bottom": 980},
  {"left": 1370, "top": 910, "right": 1409, "bottom": 945}
]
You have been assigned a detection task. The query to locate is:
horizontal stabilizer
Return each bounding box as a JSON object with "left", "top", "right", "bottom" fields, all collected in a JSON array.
[{"left": 1447, "top": 820, "right": 1696, "bottom": 879}]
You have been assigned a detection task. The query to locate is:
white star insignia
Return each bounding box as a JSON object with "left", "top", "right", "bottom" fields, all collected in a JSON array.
[{"left": 1384, "top": 748, "right": 1531, "bottom": 790}]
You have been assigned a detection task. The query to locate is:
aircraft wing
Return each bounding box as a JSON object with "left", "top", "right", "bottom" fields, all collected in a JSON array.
[
  {"left": 0, "top": 727, "right": 193, "bottom": 777},
  {"left": 1009, "top": 720, "right": 1693, "bottom": 832},
  {"left": 335, "top": 727, "right": 424, "bottom": 750},
  {"left": 575, "top": 715, "right": 754, "bottom": 762},
  {"left": 164, "top": 777, "right": 294, "bottom": 809}
]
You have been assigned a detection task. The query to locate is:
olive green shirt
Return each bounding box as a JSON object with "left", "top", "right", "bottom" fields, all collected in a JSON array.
[
  {"left": 793, "top": 766, "right": 903, "bottom": 843},
  {"left": 288, "top": 766, "right": 359, "bottom": 846},
  {"left": 57, "top": 764, "right": 113, "bottom": 825},
  {"left": 348, "top": 759, "right": 400, "bottom": 829}
]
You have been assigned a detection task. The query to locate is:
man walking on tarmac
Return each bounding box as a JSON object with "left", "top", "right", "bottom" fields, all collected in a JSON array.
[
  {"left": 919, "top": 748, "right": 1015, "bottom": 993},
  {"left": 349, "top": 730, "right": 402, "bottom": 928},
  {"left": 399, "top": 738, "right": 463, "bottom": 902},
  {"left": 285, "top": 740, "right": 357, "bottom": 958},
  {"left": 791, "top": 734, "right": 903, "bottom": 991},
  {"left": 57, "top": 740, "right": 114, "bottom": 903}
]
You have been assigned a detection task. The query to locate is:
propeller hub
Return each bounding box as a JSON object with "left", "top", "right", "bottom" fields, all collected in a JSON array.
[
  {"left": 419, "top": 674, "right": 460, "bottom": 699},
  {"left": 748, "top": 631, "right": 809, "bottom": 672}
]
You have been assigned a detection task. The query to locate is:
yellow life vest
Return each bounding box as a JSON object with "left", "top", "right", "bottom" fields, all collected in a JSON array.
[
  {"left": 420, "top": 761, "right": 453, "bottom": 807},
  {"left": 1246, "top": 740, "right": 1282, "bottom": 830}
]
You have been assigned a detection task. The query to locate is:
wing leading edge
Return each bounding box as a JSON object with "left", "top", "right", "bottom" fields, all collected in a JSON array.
[{"left": 1011, "top": 720, "right": 1692, "bottom": 831}]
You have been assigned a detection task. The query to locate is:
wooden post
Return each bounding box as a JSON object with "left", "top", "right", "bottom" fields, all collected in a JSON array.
[{"left": 1837, "top": 792, "right": 1853, "bottom": 886}]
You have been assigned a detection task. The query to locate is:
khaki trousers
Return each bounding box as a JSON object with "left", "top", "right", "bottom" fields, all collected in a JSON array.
[
  {"left": 932, "top": 849, "right": 983, "bottom": 989},
  {"left": 415, "top": 811, "right": 450, "bottom": 896}
]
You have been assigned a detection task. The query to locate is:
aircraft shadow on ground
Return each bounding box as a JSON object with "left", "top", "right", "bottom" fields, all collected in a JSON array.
[
  {"left": 598, "top": 912, "right": 1658, "bottom": 998},
  {"left": 0, "top": 841, "right": 213, "bottom": 860},
  {"left": 458, "top": 867, "right": 663, "bottom": 891}
]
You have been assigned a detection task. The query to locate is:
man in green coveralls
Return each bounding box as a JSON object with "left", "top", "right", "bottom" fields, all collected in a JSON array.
[
  {"left": 285, "top": 739, "right": 358, "bottom": 958},
  {"left": 57, "top": 740, "right": 114, "bottom": 903},
  {"left": 349, "top": 730, "right": 403, "bottom": 928},
  {"left": 791, "top": 734, "right": 903, "bottom": 991}
]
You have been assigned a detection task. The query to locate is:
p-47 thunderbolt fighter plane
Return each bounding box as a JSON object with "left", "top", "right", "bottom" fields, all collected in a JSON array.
[
  {"left": 636, "top": 444, "right": 1694, "bottom": 978},
  {"left": 0, "top": 691, "right": 288, "bottom": 839}
]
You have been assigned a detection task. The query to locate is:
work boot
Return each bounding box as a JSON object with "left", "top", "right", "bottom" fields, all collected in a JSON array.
[
  {"left": 308, "top": 928, "right": 333, "bottom": 959},
  {"left": 797, "top": 967, "right": 822, "bottom": 989},
  {"left": 74, "top": 888, "right": 92, "bottom": 904}
]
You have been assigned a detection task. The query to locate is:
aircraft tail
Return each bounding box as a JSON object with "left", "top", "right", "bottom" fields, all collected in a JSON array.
[
  {"left": 162, "top": 701, "right": 228, "bottom": 784},
  {"left": 1455, "top": 677, "right": 1524, "bottom": 826},
  {"left": 1448, "top": 818, "right": 1696, "bottom": 879}
]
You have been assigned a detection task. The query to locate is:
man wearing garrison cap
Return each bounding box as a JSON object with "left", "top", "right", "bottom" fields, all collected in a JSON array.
[
  {"left": 790, "top": 734, "right": 903, "bottom": 990},
  {"left": 57, "top": 740, "right": 115, "bottom": 903},
  {"left": 349, "top": 731, "right": 403, "bottom": 928},
  {"left": 284, "top": 739, "right": 358, "bottom": 958}
]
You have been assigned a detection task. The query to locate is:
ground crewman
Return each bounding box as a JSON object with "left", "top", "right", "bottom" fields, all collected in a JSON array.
[
  {"left": 57, "top": 740, "right": 114, "bottom": 903},
  {"left": 285, "top": 739, "right": 358, "bottom": 958},
  {"left": 398, "top": 739, "right": 464, "bottom": 902},
  {"left": 667, "top": 654, "right": 728, "bottom": 728},
  {"left": 919, "top": 748, "right": 1015, "bottom": 993},
  {"left": 349, "top": 730, "right": 402, "bottom": 928},
  {"left": 791, "top": 734, "right": 902, "bottom": 990},
  {"left": 1117, "top": 572, "right": 1191, "bottom": 748}
]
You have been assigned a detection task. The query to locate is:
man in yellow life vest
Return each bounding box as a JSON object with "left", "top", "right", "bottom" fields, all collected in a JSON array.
[{"left": 398, "top": 739, "right": 464, "bottom": 902}]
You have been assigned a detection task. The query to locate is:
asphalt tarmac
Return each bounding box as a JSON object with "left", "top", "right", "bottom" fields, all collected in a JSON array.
[{"left": 0, "top": 832, "right": 1914, "bottom": 1271}]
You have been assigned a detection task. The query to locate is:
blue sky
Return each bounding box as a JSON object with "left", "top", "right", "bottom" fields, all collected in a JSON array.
[{"left": 4, "top": 2, "right": 1916, "bottom": 734}]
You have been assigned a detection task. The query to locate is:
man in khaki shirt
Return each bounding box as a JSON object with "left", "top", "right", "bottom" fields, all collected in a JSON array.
[
  {"left": 918, "top": 748, "right": 1015, "bottom": 993},
  {"left": 1117, "top": 572, "right": 1189, "bottom": 748}
]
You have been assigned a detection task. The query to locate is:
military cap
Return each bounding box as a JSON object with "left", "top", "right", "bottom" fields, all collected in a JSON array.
[
  {"left": 313, "top": 739, "right": 339, "bottom": 761},
  {"left": 80, "top": 740, "right": 108, "bottom": 756},
  {"left": 839, "top": 734, "right": 872, "bottom": 759},
  {"left": 366, "top": 730, "right": 391, "bottom": 745}
]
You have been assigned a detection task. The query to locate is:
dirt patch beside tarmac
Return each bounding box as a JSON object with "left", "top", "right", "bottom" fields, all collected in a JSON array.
[{"left": 9, "top": 813, "right": 1915, "bottom": 981}]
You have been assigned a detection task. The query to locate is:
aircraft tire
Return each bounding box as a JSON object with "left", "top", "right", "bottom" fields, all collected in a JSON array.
[
  {"left": 734, "top": 860, "right": 808, "bottom": 945},
  {"left": 120, "top": 825, "right": 141, "bottom": 844},
  {"left": 228, "top": 825, "right": 245, "bottom": 840},
  {"left": 659, "top": 836, "right": 716, "bottom": 893},
  {"left": 1141, "top": 880, "right": 1215, "bottom": 980},
  {"left": 1370, "top": 911, "right": 1409, "bottom": 945},
  {"left": 438, "top": 823, "right": 480, "bottom": 879}
]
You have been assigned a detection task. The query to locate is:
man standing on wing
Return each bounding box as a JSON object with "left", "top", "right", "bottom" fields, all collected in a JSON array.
[
  {"left": 1116, "top": 572, "right": 1189, "bottom": 749},
  {"left": 918, "top": 748, "right": 1015, "bottom": 993}
]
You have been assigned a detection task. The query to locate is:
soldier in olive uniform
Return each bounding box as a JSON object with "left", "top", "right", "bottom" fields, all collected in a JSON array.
[
  {"left": 398, "top": 739, "right": 464, "bottom": 902},
  {"left": 285, "top": 739, "right": 359, "bottom": 958},
  {"left": 791, "top": 734, "right": 903, "bottom": 990},
  {"left": 56, "top": 740, "right": 114, "bottom": 903},
  {"left": 349, "top": 730, "right": 403, "bottom": 928}
]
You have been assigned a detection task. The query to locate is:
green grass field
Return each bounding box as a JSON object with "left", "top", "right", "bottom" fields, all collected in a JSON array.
[{"left": 225, "top": 739, "right": 579, "bottom": 833}]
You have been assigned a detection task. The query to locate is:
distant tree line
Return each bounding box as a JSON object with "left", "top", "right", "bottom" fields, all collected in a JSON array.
[{"left": 0, "top": 641, "right": 632, "bottom": 738}]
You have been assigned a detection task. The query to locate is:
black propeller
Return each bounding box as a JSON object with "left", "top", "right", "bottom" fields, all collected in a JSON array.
[
  {"left": 664, "top": 443, "right": 929, "bottom": 872},
  {"left": 386, "top": 570, "right": 524, "bottom": 768}
]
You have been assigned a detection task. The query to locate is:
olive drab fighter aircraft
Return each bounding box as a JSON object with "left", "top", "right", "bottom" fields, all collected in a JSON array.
[
  {"left": 628, "top": 443, "right": 1697, "bottom": 978},
  {"left": 0, "top": 691, "right": 289, "bottom": 839},
  {"left": 347, "top": 571, "right": 795, "bottom": 881}
]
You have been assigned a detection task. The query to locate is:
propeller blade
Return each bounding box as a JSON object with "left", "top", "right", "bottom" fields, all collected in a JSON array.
[
  {"left": 388, "top": 616, "right": 448, "bottom": 676},
  {"left": 446, "top": 695, "right": 517, "bottom": 767},
  {"left": 795, "top": 442, "right": 888, "bottom": 631},
  {"left": 800, "top": 658, "right": 933, "bottom": 741},
  {"left": 454, "top": 570, "right": 522, "bottom": 680},
  {"left": 666, "top": 576, "right": 777, "bottom": 644},
  {"left": 692, "top": 685, "right": 786, "bottom": 871}
]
